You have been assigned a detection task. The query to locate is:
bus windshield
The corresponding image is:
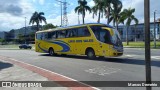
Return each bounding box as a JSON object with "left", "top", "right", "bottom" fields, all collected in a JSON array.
[
  {"left": 90, "top": 25, "right": 122, "bottom": 46},
  {"left": 111, "top": 28, "right": 122, "bottom": 46}
]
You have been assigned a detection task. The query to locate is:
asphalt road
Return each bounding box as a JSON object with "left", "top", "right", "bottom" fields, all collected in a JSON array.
[{"left": 0, "top": 48, "right": 160, "bottom": 90}]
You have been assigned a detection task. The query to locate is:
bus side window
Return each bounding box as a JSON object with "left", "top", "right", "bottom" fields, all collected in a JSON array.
[
  {"left": 70, "top": 29, "right": 77, "bottom": 37},
  {"left": 47, "top": 31, "right": 56, "bottom": 40},
  {"left": 36, "top": 33, "right": 42, "bottom": 40},
  {"left": 66, "top": 29, "right": 72, "bottom": 38},
  {"left": 66, "top": 30, "right": 69, "bottom": 38},
  {"left": 90, "top": 26, "right": 100, "bottom": 40},
  {"left": 41, "top": 33, "right": 47, "bottom": 40},
  {"left": 57, "top": 30, "right": 66, "bottom": 38},
  {"left": 84, "top": 28, "right": 90, "bottom": 36},
  {"left": 100, "top": 29, "right": 111, "bottom": 44},
  {"left": 52, "top": 32, "right": 57, "bottom": 39}
]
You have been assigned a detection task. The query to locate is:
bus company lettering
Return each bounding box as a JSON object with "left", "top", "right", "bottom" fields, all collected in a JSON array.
[{"left": 68, "top": 39, "right": 93, "bottom": 43}]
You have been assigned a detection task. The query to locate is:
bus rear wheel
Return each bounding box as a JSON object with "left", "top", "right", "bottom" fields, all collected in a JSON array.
[
  {"left": 87, "top": 49, "right": 96, "bottom": 59},
  {"left": 49, "top": 48, "right": 55, "bottom": 56}
]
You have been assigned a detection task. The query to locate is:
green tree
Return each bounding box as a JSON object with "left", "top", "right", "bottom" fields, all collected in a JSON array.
[
  {"left": 42, "top": 23, "right": 57, "bottom": 30},
  {"left": 104, "top": 0, "right": 122, "bottom": 25},
  {"left": 120, "top": 8, "right": 139, "bottom": 45},
  {"left": 108, "top": 0, "right": 123, "bottom": 30},
  {"left": 92, "top": 0, "right": 106, "bottom": 23},
  {"left": 0, "top": 38, "right": 5, "bottom": 45},
  {"left": 75, "top": 0, "right": 91, "bottom": 24},
  {"left": 29, "top": 11, "right": 47, "bottom": 31},
  {"left": 28, "top": 33, "right": 35, "bottom": 41},
  {"left": 18, "top": 34, "right": 25, "bottom": 43}
]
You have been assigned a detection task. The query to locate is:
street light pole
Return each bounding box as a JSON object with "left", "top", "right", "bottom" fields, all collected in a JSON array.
[
  {"left": 78, "top": 13, "right": 80, "bottom": 24},
  {"left": 154, "top": 11, "right": 156, "bottom": 48},
  {"left": 144, "top": 0, "right": 152, "bottom": 90},
  {"left": 60, "top": 3, "right": 62, "bottom": 27},
  {"left": 25, "top": 17, "right": 26, "bottom": 44}
]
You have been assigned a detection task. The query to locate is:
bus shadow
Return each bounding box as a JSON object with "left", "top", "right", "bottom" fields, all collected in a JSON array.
[{"left": 39, "top": 54, "right": 160, "bottom": 68}]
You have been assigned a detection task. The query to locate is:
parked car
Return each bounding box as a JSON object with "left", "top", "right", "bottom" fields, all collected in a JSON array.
[{"left": 19, "top": 44, "right": 32, "bottom": 49}]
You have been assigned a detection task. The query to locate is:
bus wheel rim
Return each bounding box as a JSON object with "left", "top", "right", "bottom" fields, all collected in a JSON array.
[
  {"left": 88, "top": 51, "right": 94, "bottom": 58},
  {"left": 50, "top": 50, "right": 54, "bottom": 55}
]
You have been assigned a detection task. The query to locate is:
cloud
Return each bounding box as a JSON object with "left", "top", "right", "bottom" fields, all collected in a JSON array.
[
  {"left": 32, "top": 0, "right": 45, "bottom": 5},
  {"left": 122, "top": 0, "right": 160, "bottom": 23},
  {"left": 88, "top": 0, "right": 95, "bottom": 7},
  {"left": 39, "top": 0, "right": 45, "bottom": 5},
  {"left": 0, "top": 0, "right": 23, "bottom": 16},
  {"left": 47, "top": 9, "right": 107, "bottom": 26},
  {"left": 0, "top": 0, "right": 35, "bottom": 31}
]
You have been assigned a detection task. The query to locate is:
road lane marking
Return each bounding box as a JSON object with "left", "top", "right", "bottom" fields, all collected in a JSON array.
[
  {"left": 0, "top": 56, "right": 100, "bottom": 90},
  {"left": 151, "top": 56, "right": 160, "bottom": 60},
  {"left": 85, "top": 66, "right": 121, "bottom": 76},
  {"left": 124, "top": 54, "right": 160, "bottom": 60}
]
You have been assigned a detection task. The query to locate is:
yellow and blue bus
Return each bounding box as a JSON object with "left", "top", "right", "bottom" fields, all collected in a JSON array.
[{"left": 35, "top": 23, "right": 123, "bottom": 59}]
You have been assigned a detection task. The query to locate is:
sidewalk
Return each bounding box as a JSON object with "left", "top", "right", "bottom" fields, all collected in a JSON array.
[
  {"left": 0, "top": 56, "right": 96, "bottom": 90},
  {"left": 0, "top": 59, "right": 67, "bottom": 90}
]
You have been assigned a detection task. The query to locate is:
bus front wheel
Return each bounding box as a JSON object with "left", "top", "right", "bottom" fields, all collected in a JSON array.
[
  {"left": 86, "top": 49, "right": 96, "bottom": 59},
  {"left": 49, "top": 48, "right": 55, "bottom": 56}
]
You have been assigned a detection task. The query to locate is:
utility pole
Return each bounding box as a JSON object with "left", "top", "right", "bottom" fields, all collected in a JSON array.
[
  {"left": 55, "top": 0, "right": 63, "bottom": 27},
  {"left": 144, "top": 0, "right": 152, "bottom": 90},
  {"left": 154, "top": 10, "right": 156, "bottom": 48},
  {"left": 63, "top": 0, "right": 68, "bottom": 26},
  {"left": 55, "top": 0, "right": 69, "bottom": 27}
]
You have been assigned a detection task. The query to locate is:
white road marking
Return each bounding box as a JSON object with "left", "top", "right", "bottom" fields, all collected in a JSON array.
[
  {"left": 85, "top": 66, "right": 121, "bottom": 76},
  {"left": 151, "top": 56, "right": 160, "bottom": 60},
  {"left": 124, "top": 54, "right": 160, "bottom": 60}
]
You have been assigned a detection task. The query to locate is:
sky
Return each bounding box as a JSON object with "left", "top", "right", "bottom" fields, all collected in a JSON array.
[{"left": 0, "top": 0, "right": 160, "bottom": 31}]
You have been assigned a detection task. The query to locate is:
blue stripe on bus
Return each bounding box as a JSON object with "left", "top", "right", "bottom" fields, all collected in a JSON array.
[
  {"left": 52, "top": 41, "right": 70, "bottom": 52},
  {"left": 53, "top": 40, "right": 70, "bottom": 47},
  {"left": 38, "top": 41, "right": 70, "bottom": 53},
  {"left": 38, "top": 43, "right": 48, "bottom": 53}
]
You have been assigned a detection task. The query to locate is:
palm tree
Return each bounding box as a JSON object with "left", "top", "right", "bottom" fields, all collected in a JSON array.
[
  {"left": 92, "top": 0, "right": 106, "bottom": 23},
  {"left": 120, "top": 8, "right": 139, "bottom": 45},
  {"left": 75, "top": 0, "right": 91, "bottom": 24},
  {"left": 108, "top": 0, "right": 123, "bottom": 30},
  {"left": 104, "top": 0, "right": 122, "bottom": 25},
  {"left": 29, "top": 11, "right": 47, "bottom": 31}
]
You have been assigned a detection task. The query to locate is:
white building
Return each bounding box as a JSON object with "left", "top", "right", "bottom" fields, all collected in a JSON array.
[
  {"left": 118, "top": 22, "right": 160, "bottom": 41},
  {"left": 0, "top": 31, "right": 7, "bottom": 39}
]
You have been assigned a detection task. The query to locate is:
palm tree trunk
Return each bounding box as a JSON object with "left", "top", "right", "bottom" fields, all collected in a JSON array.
[
  {"left": 82, "top": 8, "right": 85, "bottom": 24},
  {"left": 82, "top": 10, "right": 84, "bottom": 24},
  {"left": 134, "top": 25, "right": 137, "bottom": 42},
  {"left": 126, "top": 26, "right": 129, "bottom": 45},
  {"left": 97, "top": 11, "right": 101, "bottom": 23},
  {"left": 116, "top": 21, "right": 118, "bottom": 31},
  {"left": 82, "top": 14, "right": 84, "bottom": 24},
  {"left": 113, "top": 20, "right": 115, "bottom": 27},
  {"left": 107, "top": 6, "right": 110, "bottom": 25},
  {"left": 36, "top": 22, "right": 39, "bottom": 31}
]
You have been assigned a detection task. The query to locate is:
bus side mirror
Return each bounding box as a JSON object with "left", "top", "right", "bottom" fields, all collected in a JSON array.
[{"left": 101, "top": 27, "right": 114, "bottom": 36}]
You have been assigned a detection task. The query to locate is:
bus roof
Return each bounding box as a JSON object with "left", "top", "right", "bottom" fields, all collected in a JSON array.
[{"left": 36, "top": 23, "right": 113, "bottom": 33}]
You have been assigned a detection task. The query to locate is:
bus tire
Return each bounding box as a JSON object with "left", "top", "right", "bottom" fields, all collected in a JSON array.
[
  {"left": 61, "top": 54, "right": 67, "bottom": 56},
  {"left": 49, "top": 48, "right": 55, "bottom": 56},
  {"left": 99, "top": 56, "right": 105, "bottom": 59},
  {"left": 86, "top": 49, "right": 96, "bottom": 59}
]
